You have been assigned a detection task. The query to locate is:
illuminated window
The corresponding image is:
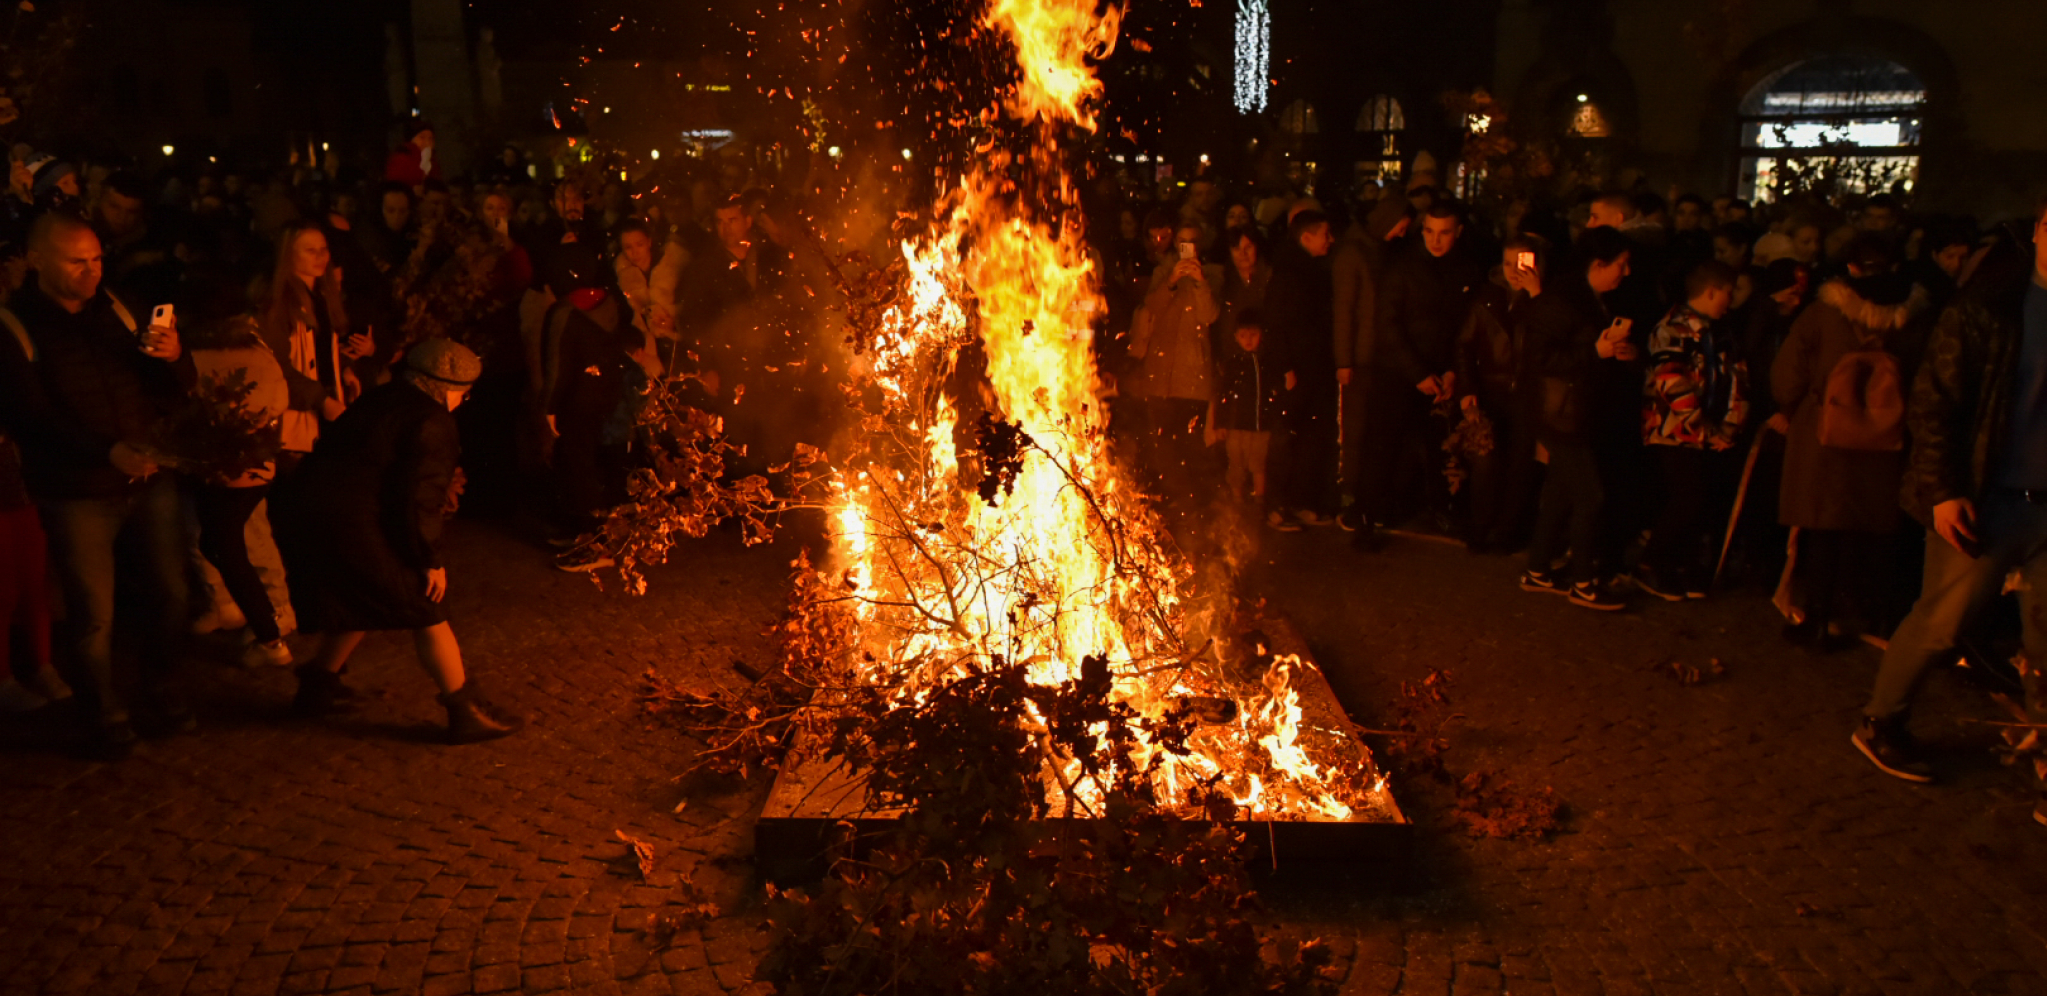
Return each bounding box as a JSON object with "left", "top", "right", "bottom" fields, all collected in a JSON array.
[
  {"left": 1737, "top": 56, "right": 1924, "bottom": 202},
  {"left": 1354, "top": 95, "right": 1404, "bottom": 183},
  {"left": 1569, "top": 99, "right": 1611, "bottom": 138},
  {"left": 1278, "top": 99, "right": 1318, "bottom": 135},
  {"left": 1233, "top": 0, "right": 1269, "bottom": 115}
]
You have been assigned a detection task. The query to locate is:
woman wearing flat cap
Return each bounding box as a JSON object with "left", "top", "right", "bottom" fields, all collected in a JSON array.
[{"left": 274, "top": 338, "right": 523, "bottom": 742}]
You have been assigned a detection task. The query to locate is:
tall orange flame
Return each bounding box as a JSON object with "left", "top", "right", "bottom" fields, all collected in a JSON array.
[{"left": 828, "top": 0, "right": 1383, "bottom": 822}]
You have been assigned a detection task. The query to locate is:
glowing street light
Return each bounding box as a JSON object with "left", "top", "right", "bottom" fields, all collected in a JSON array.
[{"left": 161, "top": 145, "right": 174, "bottom": 156}]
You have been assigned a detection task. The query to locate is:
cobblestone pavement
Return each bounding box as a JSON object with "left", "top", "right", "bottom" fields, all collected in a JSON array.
[{"left": 2, "top": 519, "right": 2044, "bottom": 995}]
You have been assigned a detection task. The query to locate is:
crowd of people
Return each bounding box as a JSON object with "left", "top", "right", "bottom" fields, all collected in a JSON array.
[
  {"left": 0, "top": 123, "right": 2040, "bottom": 824},
  {"left": 1095, "top": 166, "right": 2045, "bottom": 818},
  {"left": 0, "top": 123, "right": 826, "bottom": 758}
]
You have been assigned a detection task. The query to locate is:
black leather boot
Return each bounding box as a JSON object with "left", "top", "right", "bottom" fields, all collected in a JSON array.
[
  {"left": 438, "top": 683, "right": 523, "bottom": 744},
  {"left": 293, "top": 665, "right": 363, "bottom": 716}
]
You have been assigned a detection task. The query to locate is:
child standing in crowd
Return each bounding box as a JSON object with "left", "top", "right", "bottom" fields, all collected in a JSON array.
[
  {"left": 1213, "top": 307, "right": 1283, "bottom": 508},
  {"left": 1636, "top": 261, "right": 1747, "bottom": 601}
]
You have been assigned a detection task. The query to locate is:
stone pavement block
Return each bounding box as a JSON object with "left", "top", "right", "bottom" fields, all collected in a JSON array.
[
  {"left": 420, "top": 972, "right": 473, "bottom": 996},
  {"left": 473, "top": 963, "right": 523, "bottom": 993}
]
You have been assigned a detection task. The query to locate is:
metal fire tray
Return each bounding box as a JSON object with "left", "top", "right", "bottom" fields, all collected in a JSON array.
[{"left": 754, "top": 619, "right": 1410, "bottom": 883}]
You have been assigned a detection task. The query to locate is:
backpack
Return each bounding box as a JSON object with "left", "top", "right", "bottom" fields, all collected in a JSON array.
[{"left": 1817, "top": 326, "right": 1904, "bottom": 451}]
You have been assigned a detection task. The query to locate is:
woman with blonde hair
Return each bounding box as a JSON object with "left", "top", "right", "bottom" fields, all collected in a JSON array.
[{"left": 260, "top": 221, "right": 374, "bottom": 469}]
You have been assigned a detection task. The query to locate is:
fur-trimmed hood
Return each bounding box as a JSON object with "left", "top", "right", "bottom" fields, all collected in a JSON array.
[{"left": 1818, "top": 278, "right": 1930, "bottom": 331}]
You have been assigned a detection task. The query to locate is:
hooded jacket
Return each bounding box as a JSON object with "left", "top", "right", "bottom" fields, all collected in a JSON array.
[{"left": 1772, "top": 278, "right": 1930, "bottom": 532}]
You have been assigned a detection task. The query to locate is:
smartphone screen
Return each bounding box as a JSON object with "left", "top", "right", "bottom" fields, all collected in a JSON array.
[
  {"left": 1516, "top": 252, "right": 1535, "bottom": 271},
  {"left": 1177, "top": 242, "right": 1196, "bottom": 261}
]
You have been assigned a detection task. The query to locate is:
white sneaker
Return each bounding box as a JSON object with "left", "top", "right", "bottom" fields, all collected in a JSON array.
[
  {"left": 554, "top": 551, "right": 616, "bottom": 573},
  {"left": 241, "top": 638, "right": 294, "bottom": 668}
]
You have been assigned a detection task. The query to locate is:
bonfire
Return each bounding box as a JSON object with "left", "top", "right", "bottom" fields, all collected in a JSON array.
[{"left": 810, "top": 0, "right": 1391, "bottom": 824}]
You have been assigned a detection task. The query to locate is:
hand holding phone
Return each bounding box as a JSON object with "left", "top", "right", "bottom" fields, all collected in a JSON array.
[
  {"left": 140, "top": 304, "right": 180, "bottom": 360},
  {"left": 1516, "top": 251, "right": 1535, "bottom": 271}
]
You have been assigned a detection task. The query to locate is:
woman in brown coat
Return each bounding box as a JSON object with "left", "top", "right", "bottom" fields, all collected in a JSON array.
[{"left": 1771, "top": 235, "right": 1931, "bottom": 648}]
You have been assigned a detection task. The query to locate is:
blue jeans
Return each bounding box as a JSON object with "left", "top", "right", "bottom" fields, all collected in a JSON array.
[
  {"left": 40, "top": 475, "right": 189, "bottom": 724},
  {"left": 1865, "top": 490, "right": 2047, "bottom": 719}
]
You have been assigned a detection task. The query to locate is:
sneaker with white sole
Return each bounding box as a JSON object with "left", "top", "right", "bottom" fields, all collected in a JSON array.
[
  {"left": 1519, "top": 570, "right": 1567, "bottom": 595},
  {"left": 1265, "top": 510, "right": 1303, "bottom": 533},
  {"left": 1852, "top": 715, "right": 1933, "bottom": 783},
  {"left": 554, "top": 550, "right": 616, "bottom": 573},
  {"left": 1568, "top": 581, "right": 1626, "bottom": 612},
  {"left": 241, "top": 638, "right": 294, "bottom": 668},
  {"left": 1631, "top": 566, "right": 1685, "bottom": 603}
]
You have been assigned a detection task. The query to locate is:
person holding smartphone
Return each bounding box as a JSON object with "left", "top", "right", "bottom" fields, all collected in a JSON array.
[
  {"left": 0, "top": 213, "right": 196, "bottom": 758},
  {"left": 1516, "top": 227, "right": 1638, "bottom": 611},
  {"left": 1127, "top": 224, "right": 1222, "bottom": 513}
]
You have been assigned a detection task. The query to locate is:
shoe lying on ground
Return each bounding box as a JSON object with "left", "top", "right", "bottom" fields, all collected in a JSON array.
[
  {"left": 1265, "top": 510, "right": 1303, "bottom": 533},
  {"left": 240, "top": 638, "right": 294, "bottom": 669},
  {"left": 439, "top": 683, "right": 524, "bottom": 744},
  {"left": 1632, "top": 566, "right": 1685, "bottom": 603},
  {"left": 1568, "top": 581, "right": 1626, "bottom": 612},
  {"left": 0, "top": 678, "right": 47, "bottom": 713},
  {"left": 1852, "top": 714, "right": 1933, "bottom": 783},
  {"left": 554, "top": 549, "right": 616, "bottom": 573},
  {"left": 293, "top": 664, "right": 364, "bottom": 716},
  {"left": 1296, "top": 509, "right": 1333, "bottom": 527},
  {"left": 1336, "top": 509, "right": 1362, "bottom": 532},
  {"left": 1518, "top": 570, "right": 1566, "bottom": 595}
]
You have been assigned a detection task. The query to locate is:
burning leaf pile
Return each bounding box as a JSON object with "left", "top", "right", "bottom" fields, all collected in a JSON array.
[{"left": 800, "top": 0, "right": 1385, "bottom": 824}]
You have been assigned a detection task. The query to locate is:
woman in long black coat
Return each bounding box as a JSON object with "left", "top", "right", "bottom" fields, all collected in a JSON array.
[{"left": 276, "top": 338, "right": 522, "bottom": 743}]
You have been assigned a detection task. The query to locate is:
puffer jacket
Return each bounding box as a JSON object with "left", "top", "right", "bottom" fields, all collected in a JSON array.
[
  {"left": 1900, "top": 261, "right": 2033, "bottom": 528},
  {"left": 1643, "top": 303, "right": 1748, "bottom": 449}
]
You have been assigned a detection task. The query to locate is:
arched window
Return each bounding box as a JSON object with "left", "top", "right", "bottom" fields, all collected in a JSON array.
[
  {"left": 1354, "top": 95, "right": 1404, "bottom": 184},
  {"left": 1738, "top": 56, "right": 1924, "bottom": 202},
  {"left": 1278, "top": 99, "right": 1319, "bottom": 135}
]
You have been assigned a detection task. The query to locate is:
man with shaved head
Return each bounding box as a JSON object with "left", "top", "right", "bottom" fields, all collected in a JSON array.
[{"left": 0, "top": 212, "right": 194, "bottom": 759}]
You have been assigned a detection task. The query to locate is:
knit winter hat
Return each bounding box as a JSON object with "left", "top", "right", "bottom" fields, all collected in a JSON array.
[{"left": 402, "top": 338, "right": 481, "bottom": 390}]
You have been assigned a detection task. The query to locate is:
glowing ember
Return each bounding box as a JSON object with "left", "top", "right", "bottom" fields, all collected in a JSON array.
[{"left": 826, "top": 0, "right": 1386, "bottom": 822}]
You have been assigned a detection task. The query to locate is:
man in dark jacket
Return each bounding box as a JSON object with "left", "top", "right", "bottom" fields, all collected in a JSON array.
[
  {"left": 1333, "top": 196, "right": 1412, "bottom": 529},
  {"left": 1262, "top": 210, "right": 1335, "bottom": 528},
  {"left": 1854, "top": 202, "right": 2047, "bottom": 808},
  {"left": 0, "top": 213, "right": 194, "bottom": 758},
  {"left": 1359, "top": 202, "right": 1483, "bottom": 546}
]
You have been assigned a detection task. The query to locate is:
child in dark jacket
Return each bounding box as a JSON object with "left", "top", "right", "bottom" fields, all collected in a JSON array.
[{"left": 1214, "top": 307, "right": 1285, "bottom": 506}]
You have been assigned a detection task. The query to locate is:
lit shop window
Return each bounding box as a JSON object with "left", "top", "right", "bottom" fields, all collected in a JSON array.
[{"left": 1737, "top": 55, "right": 1924, "bottom": 202}]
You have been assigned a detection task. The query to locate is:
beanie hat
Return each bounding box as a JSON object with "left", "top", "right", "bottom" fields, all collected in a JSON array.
[
  {"left": 402, "top": 338, "right": 481, "bottom": 391},
  {"left": 30, "top": 158, "right": 76, "bottom": 200}
]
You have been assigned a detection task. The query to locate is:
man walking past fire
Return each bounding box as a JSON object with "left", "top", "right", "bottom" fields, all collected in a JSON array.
[{"left": 1853, "top": 200, "right": 2047, "bottom": 826}]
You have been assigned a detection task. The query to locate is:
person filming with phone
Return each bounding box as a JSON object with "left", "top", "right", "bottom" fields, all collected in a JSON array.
[
  {"left": 0, "top": 212, "right": 197, "bottom": 759},
  {"left": 1515, "top": 227, "right": 1638, "bottom": 611},
  {"left": 1127, "top": 224, "right": 1222, "bottom": 512}
]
